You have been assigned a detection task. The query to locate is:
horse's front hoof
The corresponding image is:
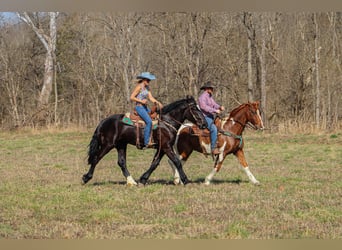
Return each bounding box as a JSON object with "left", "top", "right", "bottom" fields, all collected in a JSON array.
[
  {"left": 126, "top": 176, "right": 138, "bottom": 186},
  {"left": 182, "top": 178, "right": 190, "bottom": 185},
  {"left": 139, "top": 178, "right": 148, "bottom": 186}
]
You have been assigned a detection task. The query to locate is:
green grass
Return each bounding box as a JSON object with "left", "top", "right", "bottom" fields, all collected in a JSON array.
[{"left": 0, "top": 129, "right": 341, "bottom": 239}]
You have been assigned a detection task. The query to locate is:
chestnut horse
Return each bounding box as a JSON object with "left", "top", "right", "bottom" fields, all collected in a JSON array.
[
  {"left": 168, "top": 101, "right": 264, "bottom": 185},
  {"left": 82, "top": 96, "right": 207, "bottom": 186}
]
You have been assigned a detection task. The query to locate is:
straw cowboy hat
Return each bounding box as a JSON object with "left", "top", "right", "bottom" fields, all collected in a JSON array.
[
  {"left": 200, "top": 81, "right": 215, "bottom": 90},
  {"left": 136, "top": 72, "right": 156, "bottom": 81}
]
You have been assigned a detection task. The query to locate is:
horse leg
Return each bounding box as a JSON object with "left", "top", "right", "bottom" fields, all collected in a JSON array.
[
  {"left": 168, "top": 158, "right": 185, "bottom": 185},
  {"left": 165, "top": 149, "right": 190, "bottom": 185},
  {"left": 117, "top": 145, "right": 137, "bottom": 186},
  {"left": 82, "top": 145, "right": 113, "bottom": 184},
  {"left": 204, "top": 153, "right": 226, "bottom": 185},
  {"left": 168, "top": 149, "right": 193, "bottom": 185},
  {"left": 139, "top": 151, "right": 165, "bottom": 185},
  {"left": 234, "top": 149, "right": 260, "bottom": 185}
]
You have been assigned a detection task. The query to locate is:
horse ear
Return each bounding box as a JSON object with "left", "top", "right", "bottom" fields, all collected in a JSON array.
[{"left": 253, "top": 101, "right": 260, "bottom": 109}]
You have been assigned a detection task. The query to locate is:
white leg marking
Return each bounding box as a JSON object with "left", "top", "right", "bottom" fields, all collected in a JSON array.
[
  {"left": 126, "top": 175, "right": 137, "bottom": 186},
  {"left": 168, "top": 158, "right": 184, "bottom": 185},
  {"left": 204, "top": 168, "right": 217, "bottom": 185},
  {"left": 169, "top": 124, "right": 191, "bottom": 185},
  {"left": 218, "top": 141, "right": 226, "bottom": 162},
  {"left": 242, "top": 166, "right": 260, "bottom": 185},
  {"left": 201, "top": 141, "right": 211, "bottom": 154}
]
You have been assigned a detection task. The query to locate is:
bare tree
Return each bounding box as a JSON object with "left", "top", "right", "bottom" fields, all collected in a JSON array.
[
  {"left": 0, "top": 12, "right": 341, "bottom": 131},
  {"left": 243, "top": 12, "right": 255, "bottom": 102},
  {"left": 16, "top": 12, "right": 59, "bottom": 123},
  {"left": 312, "top": 13, "right": 321, "bottom": 129},
  {"left": 258, "top": 14, "right": 268, "bottom": 126}
]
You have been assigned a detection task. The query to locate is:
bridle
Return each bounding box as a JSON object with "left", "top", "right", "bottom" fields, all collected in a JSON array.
[
  {"left": 159, "top": 101, "right": 205, "bottom": 132},
  {"left": 228, "top": 106, "right": 261, "bottom": 130},
  {"left": 229, "top": 117, "right": 259, "bottom": 130},
  {"left": 187, "top": 103, "right": 206, "bottom": 128}
]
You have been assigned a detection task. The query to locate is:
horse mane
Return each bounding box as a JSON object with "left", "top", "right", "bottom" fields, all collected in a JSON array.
[
  {"left": 161, "top": 96, "right": 195, "bottom": 114},
  {"left": 228, "top": 103, "right": 249, "bottom": 118}
]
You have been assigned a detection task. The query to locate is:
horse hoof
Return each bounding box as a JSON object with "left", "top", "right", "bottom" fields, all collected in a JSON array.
[
  {"left": 139, "top": 178, "right": 147, "bottom": 186},
  {"left": 126, "top": 176, "right": 137, "bottom": 186},
  {"left": 182, "top": 179, "right": 190, "bottom": 185},
  {"left": 173, "top": 179, "right": 181, "bottom": 185},
  {"left": 82, "top": 175, "right": 90, "bottom": 184}
]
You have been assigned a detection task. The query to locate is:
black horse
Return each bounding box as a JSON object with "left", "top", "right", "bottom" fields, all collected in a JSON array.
[{"left": 82, "top": 96, "right": 207, "bottom": 186}]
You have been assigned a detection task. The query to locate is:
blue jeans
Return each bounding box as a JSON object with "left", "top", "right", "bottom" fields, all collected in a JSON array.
[
  {"left": 135, "top": 105, "right": 152, "bottom": 146},
  {"left": 205, "top": 116, "right": 217, "bottom": 150}
]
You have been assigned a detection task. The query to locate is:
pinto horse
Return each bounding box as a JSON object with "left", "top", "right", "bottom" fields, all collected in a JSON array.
[
  {"left": 82, "top": 96, "right": 207, "bottom": 186},
  {"left": 169, "top": 101, "right": 264, "bottom": 185}
]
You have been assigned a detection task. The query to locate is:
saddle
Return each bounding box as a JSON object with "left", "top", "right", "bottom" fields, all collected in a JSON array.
[
  {"left": 121, "top": 105, "right": 159, "bottom": 149},
  {"left": 122, "top": 106, "right": 159, "bottom": 128},
  {"left": 189, "top": 116, "right": 223, "bottom": 137},
  {"left": 189, "top": 125, "right": 210, "bottom": 137}
]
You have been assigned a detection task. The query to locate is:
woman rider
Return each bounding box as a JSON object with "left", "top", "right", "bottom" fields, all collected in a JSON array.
[{"left": 130, "top": 72, "right": 162, "bottom": 149}]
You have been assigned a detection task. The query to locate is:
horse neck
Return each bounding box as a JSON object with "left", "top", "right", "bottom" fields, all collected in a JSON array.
[
  {"left": 162, "top": 107, "right": 187, "bottom": 130},
  {"left": 223, "top": 108, "right": 248, "bottom": 135}
]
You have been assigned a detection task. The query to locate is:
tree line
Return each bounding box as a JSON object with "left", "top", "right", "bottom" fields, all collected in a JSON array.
[{"left": 0, "top": 12, "right": 341, "bottom": 131}]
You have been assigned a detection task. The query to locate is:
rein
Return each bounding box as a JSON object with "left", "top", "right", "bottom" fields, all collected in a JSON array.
[
  {"left": 229, "top": 117, "right": 257, "bottom": 130},
  {"left": 153, "top": 101, "right": 198, "bottom": 160},
  {"left": 159, "top": 102, "right": 199, "bottom": 132},
  {"left": 219, "top": 108, "right": 259, "bottom": 148},
  {"left": 160, "top": 119, "right": 178, "bottom": 132}
]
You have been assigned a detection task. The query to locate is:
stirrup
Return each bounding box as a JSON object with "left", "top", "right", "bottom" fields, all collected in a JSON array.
[
  {"left": 211, "top": 148, "right": 220, "bottom": 155},
  {"left": 144, "top": 143, "right": 157, "bottom": 149}
]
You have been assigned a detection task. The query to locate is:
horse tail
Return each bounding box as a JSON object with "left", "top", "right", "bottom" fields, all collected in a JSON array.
[{"left": 87, "top": 127, "right": 101, "bottom": 165}]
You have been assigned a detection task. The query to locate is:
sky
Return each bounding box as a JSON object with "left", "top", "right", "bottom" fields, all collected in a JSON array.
[{"left": 1, "top": 12, "right": 18, "bottom": 20}]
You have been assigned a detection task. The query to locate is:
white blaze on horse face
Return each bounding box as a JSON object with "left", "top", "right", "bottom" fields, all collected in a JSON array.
[{"left": 256, "top": 109, "right": 264, "bottom": 129}]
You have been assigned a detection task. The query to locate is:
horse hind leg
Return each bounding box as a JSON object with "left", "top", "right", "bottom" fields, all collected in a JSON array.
[
  {"left": 168, "top": 158, "right": 186, "bottom": 185},
  {"left": 82, "top": 145, "right": 112, "bottom": 184},
  {"left": 167, "top": 150, "right": 191, "bottom": 185},
  {"left": 83, "top": 128, "right": 117, "bottom": 184}
]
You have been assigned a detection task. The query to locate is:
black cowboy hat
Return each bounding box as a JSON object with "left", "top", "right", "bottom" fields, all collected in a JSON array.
[{"left": 200, "top": 81, "right": 215, "bottom": 90}]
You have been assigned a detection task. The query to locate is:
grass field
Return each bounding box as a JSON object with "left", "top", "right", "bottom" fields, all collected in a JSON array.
[{"left": 0, "top": 128, "right": 341, "bottom": 239}]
